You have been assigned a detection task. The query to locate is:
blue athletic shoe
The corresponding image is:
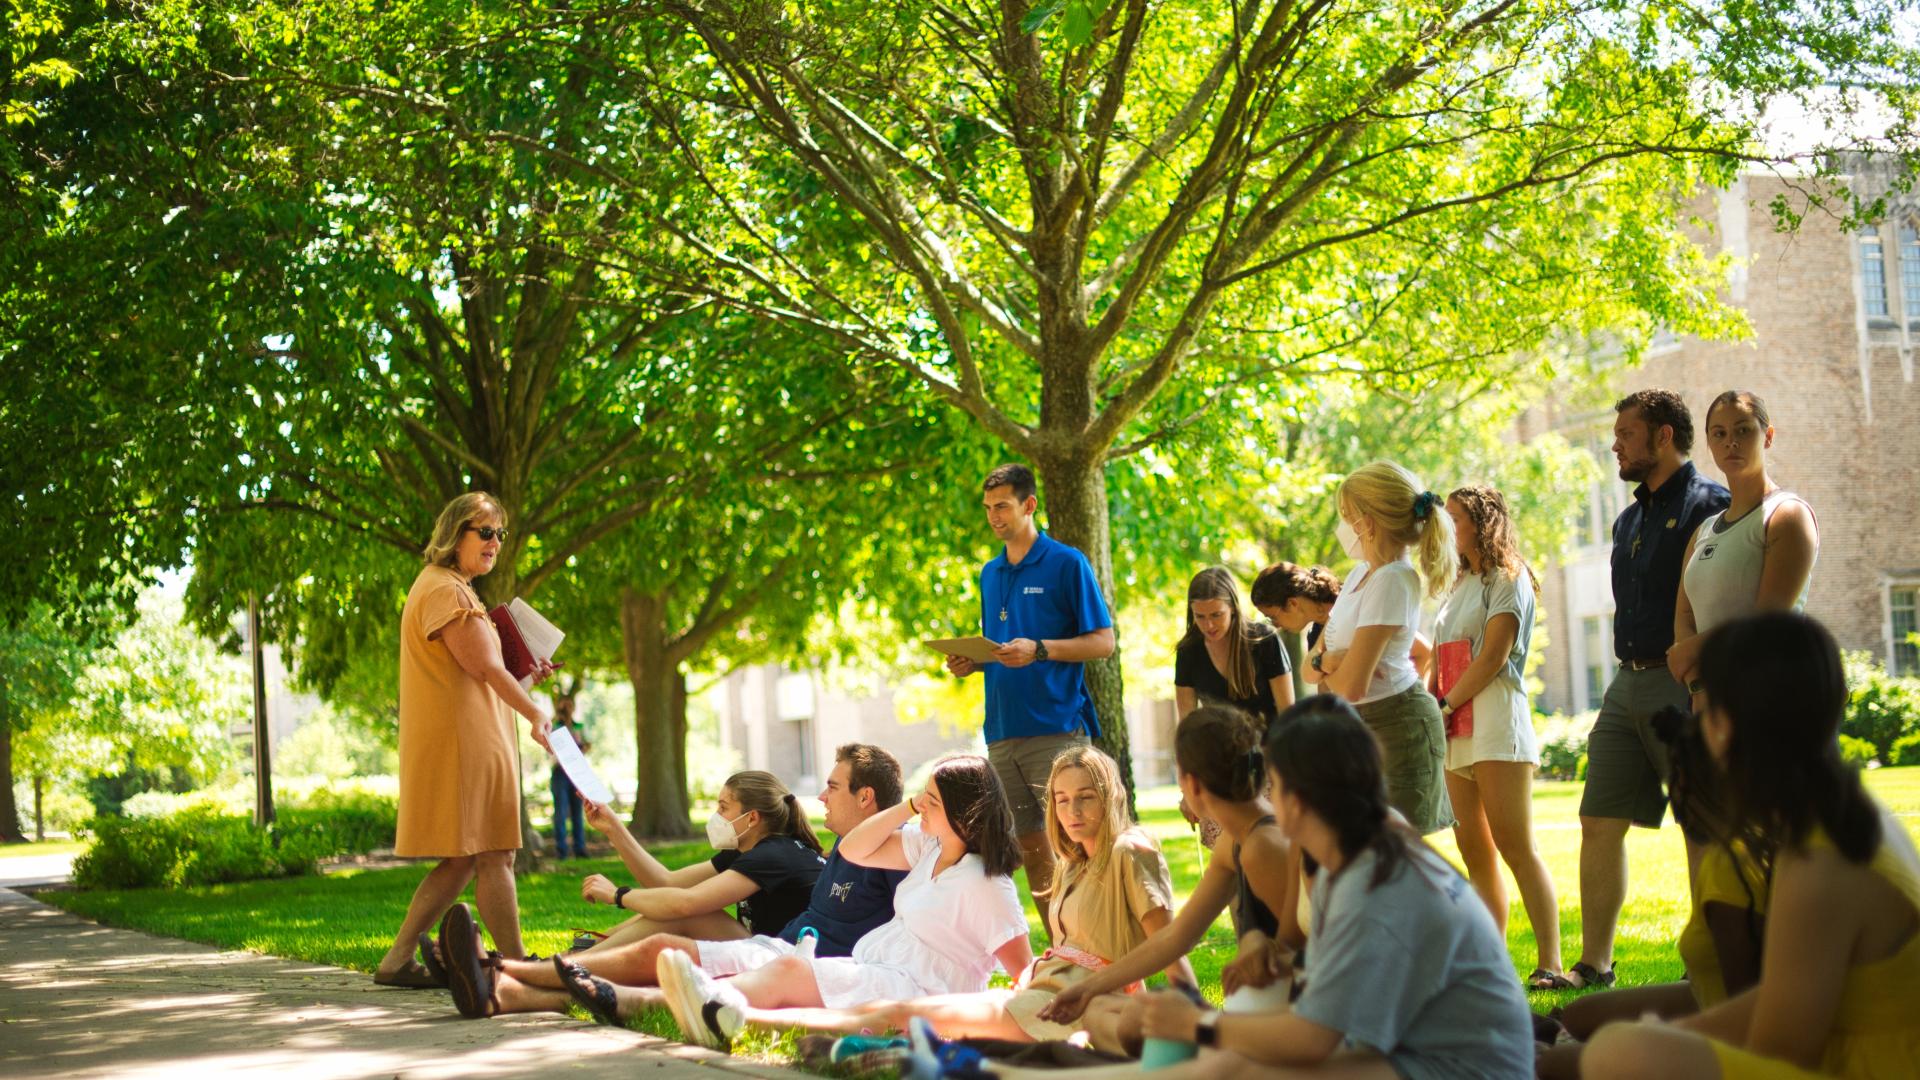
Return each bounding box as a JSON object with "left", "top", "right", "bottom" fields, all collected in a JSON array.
[
  {"left": 830, "top": 1033, "right": 909, "bottom": 1062},
  {"left": 902, "top": 1016, "right": 986, "bottom": 1079}
]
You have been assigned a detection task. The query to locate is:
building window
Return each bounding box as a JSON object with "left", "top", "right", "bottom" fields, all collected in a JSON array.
[
  {"left": 1582, "top": 615, "right": 1612, "bottom": 709},
  {"left": 1892, "top": 584, "right": 1919, "bottom": 678},
  {"left": 1861, "top": 224, "right": 1891, "bottom": 322},
  {"left": 1901, "top": 220, "right": 1920, "bottom": 330}
]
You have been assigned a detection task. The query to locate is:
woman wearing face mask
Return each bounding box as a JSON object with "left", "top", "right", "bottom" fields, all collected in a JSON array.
[
  {"left": 652, "top": 755, "right": 1034, "bottom": 1051},
  {"left": 1313, "top": 461, "right": 1456, "bottom": 834},
  {"left": 1583, "top": 613, "right": 1920, "bottom": 1079},
  {"left": 1667, "top": 391, "right": 1819, "bottom": 700}
]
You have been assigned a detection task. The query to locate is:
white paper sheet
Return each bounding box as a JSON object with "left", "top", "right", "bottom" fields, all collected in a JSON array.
[
  {"left": 546, "top": 726, "right": 612, "bottom": 805},
  {"left": 508, "top": 597, "right": 565, "bottom": 689}
]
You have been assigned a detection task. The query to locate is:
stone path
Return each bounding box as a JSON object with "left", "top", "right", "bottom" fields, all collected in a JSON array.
[{"left": 0, "top": 888, "right": 790, "bottom": 1079}]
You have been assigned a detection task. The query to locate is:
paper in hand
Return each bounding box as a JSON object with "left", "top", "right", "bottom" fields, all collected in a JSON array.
[{"left": 547, "top": 726, "right": 612, "bottom": 805}]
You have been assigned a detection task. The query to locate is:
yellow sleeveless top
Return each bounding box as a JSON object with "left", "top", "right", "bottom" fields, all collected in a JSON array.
[
  {"left": 1678, "top": 840, "right": 1770, "bottom": 1008},
  {"left": 1812, "top": 818, "right": 1920, "bottom": 1077}
]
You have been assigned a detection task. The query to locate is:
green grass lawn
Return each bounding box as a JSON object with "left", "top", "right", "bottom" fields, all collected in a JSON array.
[
  {"left": 0, "top": 838, "right": 88, "bottom": 859},
  {"left": 39, "top": 769, "right": 1920, "bottom": 1044}
]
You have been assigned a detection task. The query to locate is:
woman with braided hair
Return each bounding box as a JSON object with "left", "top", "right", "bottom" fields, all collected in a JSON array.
[{"left": 1313, "top": 461, "right": 1456, "bottom": 834}]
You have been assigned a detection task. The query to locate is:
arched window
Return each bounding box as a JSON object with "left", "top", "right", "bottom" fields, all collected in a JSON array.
[
  {"left": 1861, "top": 223, "right": 1890, "bottom": 321},
  {"left": 1901, "top": 218, "right": 1920, "bottom": 329}
]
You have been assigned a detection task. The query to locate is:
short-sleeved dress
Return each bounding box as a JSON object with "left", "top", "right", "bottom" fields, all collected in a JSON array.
[
  {"left": 1005, "top": 828, "right": 1178, "bottom": 1038},
  {"left": 395, "top": 564, "right": 521, "bottom": 857},
  {"left": 1433, "top": 570, "right": 1538, "bottom": 776}
]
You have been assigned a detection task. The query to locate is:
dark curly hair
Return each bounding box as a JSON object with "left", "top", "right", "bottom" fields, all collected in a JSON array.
[
  {"left": 1615, "top": 388, "right": 1696, "bottom": 454},
  {"left": 1446, "top": 485, "right": 1539, "bottom": 595}
]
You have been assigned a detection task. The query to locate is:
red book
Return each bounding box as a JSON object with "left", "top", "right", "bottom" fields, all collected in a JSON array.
[
  {"left": 488, "top": 598, "right": 565, "bottom": 687},
  {"left": 1435, "top": 638, "right": 1475, "bottom": 738}
]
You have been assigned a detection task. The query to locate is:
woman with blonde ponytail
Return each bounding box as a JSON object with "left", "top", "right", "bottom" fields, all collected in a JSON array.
[{"left": 1312, "top": 462, "right": 1455, "bottom": 834}]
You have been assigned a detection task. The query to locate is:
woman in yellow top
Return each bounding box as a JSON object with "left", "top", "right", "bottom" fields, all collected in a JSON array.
[
  {"left": 1584, "top": 612, "right": 1920, "bottom": 1079},
  {"left": 374, "top": 492, "right": 556, "bottom": 988}
]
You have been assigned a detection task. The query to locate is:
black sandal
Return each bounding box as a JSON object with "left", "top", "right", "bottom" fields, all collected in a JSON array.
[
  {"left": 554, "top": 956, "right": 622, "bottom": 1026},
  {"left": 1566, "top": 961, "right": 1616, "bottom": 990},
  {"left": 1527, "top": 967, "right": 1577, "bottom": 991},
  {"left": 416, "top": 932, "right": 450, "bottom": 988},
  {"left": 443, "top": 904, "right": 502, "bottom": 1019},
  {"left": 373, "top": 959, "right": 441, "bottom": 989}
]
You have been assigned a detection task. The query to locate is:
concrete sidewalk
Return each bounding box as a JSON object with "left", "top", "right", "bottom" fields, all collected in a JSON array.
[{"left": 0, "top": 888, "right": 788, "bottom": 1079}]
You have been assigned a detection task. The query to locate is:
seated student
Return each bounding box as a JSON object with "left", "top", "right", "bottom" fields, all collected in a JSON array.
[
  {"left": 1129, "top": 694, "right": 1533, "bottom": 1080},
  {"left": 1582, "top": 613, "right": 1920, "bottom": 1079},
  {"left": 666, "top": 745, "right": 1194, "bottom": 1042},
  {"left": 653, "top": 754, "right": 1035, "bottom": 1050},
  {"left": 454, "top": 745, "right": 908, "bottom": 1019},
  {"left": 1537, "top": 710, "right": 1767, "bottom": 1079},
  {"left": 440, "top": 768, "right": 824, "bottom": 1019},
  {"left": 1041, "top": 706, "right": 1301, "bottom": 1053}
]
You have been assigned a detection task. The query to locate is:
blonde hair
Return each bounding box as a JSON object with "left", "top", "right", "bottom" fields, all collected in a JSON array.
[
  {"left": 1338, "top": 461, "right": 1456, "bottom": 597},
  {"left": 1044, "top": 745, "right": 1131, "bottom": 887},
  {"left": 422, "top": 492, "right": 505, "bottom": 568},
  {"left": 722, "top": 770, "right": 825, "bottom": 855}
]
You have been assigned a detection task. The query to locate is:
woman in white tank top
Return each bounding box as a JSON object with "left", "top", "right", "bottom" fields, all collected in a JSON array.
[{"left": 1668, "top": 391, "right": 1819, "bottom": 697}]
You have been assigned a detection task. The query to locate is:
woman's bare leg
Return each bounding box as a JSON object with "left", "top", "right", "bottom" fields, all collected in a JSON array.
[
  {"left": 377, "top": 855, "right": 476, "bottom": 977},
  {"left": 581, "top": 910, "right": 751, "bottom": 955},
  {"left": 840, "top": 992, "right": 1027, "bottom": 1040},
  {"left": 1084, "top": 994, "right": 1146, "bottom": 1056},
  {"left": 473, "top": 849, "right": 525, "bottom": 959},
  {"left": 1446, "top": 771, "right": 1508, "bottom": 935},
  {"left": 1478, "top": 761, "right": 1562, "bottom": 972},
  {"left": 1581, "top": 1021, "right": 1722, "bottom": 1079},
  {"left": 503, "top": 924, "right": 726, "bottom": 988},
  {"left": 489, "top": 970, "right": 576, "bottom": 1015}
]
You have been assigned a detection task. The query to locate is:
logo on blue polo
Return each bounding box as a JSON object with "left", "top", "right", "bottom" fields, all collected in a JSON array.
[{"left": 1024, "top": 586, "right": 1045, "bottom": 595}]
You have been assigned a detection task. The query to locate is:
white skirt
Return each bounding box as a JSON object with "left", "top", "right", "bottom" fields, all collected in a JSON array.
[
  {"left": 1445, "top": 675, "right": 1539, "bottom": 776},
  {"left": 810, "top": 956, "right": 928, "bottom": 1008}
]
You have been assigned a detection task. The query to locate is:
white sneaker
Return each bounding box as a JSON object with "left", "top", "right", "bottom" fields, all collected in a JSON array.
[{"left": 656, "top": 948, "right": 744, "bottom": 1051}]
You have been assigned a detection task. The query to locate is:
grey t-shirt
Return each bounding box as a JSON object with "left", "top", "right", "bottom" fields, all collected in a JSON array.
[{"left": 1293, "top": 842, "right": 1532, "bottom": 1080}]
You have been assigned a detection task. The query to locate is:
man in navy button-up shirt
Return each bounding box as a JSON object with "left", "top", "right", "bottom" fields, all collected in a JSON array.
[
  {"left": 1570, "top": 390, "right": 1728, "bottom": 991},
  {"left": 945, "top": 463, "right": 1115, "bottom": 903}
]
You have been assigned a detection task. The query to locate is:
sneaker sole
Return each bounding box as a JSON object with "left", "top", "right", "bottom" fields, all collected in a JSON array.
[{"left": 657, "top": 949, "right": 724, "bottom": 1050}]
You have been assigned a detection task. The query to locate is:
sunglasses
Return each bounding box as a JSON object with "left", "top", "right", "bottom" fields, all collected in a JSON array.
[{"left": 464, "top": 525, "right": 509, "bottom": 542}]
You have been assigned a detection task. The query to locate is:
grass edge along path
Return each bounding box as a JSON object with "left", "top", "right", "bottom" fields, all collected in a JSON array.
[{"left": 35, "top": 772, "right": 1920, "bottom": 1052}]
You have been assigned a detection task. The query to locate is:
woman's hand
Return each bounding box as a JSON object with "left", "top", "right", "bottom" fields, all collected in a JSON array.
[
  {"left": 581, "top": 873, "right": 619, "bottom": 906},
  {"left": 1221, "top": 943, "right": 1282, "bottom": 995},
  {"left": 1139, "top": 990, "right": 1202, "bottom": 1043},
  {"left": 584, "top": 799, "right": 621, "bottom": 836},
  {"left": 527, "top": 713, "right": 553, "bottom": 753},
  {"left": 1667, "top": 634, "right": 1704, "bottom": 686},
  {"left": 1037, "top": 981, "right": 1096, "bottom": 1024},
  {"left": 531, "top": 657, "right": 560, "bottom": 686}
]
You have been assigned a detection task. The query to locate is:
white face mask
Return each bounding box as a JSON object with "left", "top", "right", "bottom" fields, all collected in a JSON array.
[
  {"left": 1336, "top": 518, "right": 1365, "bottom": 561},
  {"left": 706, "top": 810, "right": 751, "bottom": 850}
]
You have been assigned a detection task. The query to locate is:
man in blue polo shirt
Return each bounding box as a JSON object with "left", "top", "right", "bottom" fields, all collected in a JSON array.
[
  {"left": 1570, "top": 389, "right": 1729, "bottom": 990},
  {"left": 944, "top": 463, "right": 1115, "bottom": 902}
]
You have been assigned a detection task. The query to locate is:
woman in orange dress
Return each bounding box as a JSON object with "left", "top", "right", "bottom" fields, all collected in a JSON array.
[{"left": 374, "top": 492, "right": 555, "bottom": 988}]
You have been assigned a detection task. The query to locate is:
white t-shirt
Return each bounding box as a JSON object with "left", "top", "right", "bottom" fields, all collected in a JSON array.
[
  {"left": 1323, "top": 558, "right": 1423, "bottom": 704},
  {"left": 849, "top": 822, "right": 1030, "bottom": 994}
]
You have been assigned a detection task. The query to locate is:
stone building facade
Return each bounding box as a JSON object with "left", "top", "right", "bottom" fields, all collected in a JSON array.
[{"left": 1528, "top": 167, "right": 1920, "bottom": 715}]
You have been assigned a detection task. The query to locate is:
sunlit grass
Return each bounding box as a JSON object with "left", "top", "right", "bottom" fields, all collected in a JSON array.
[{"left": 40, "top": 770, "right": 1920, "bottom": 1043}]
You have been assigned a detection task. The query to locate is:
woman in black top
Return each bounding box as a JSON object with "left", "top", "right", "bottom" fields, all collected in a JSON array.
[{"left": 1175, "top": 567, "right": 1294, "bottom": 726}]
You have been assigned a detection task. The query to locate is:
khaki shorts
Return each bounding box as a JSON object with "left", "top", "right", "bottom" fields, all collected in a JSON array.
[
  {"left": 1578, "top": 665, "right": 1690, "bottom": 827},
  {"left": 1355, "top": 685, "right": 1454, "bottom": 835},
  {"left": 988, "top": 732, "right": 1090, "bottom": 836}
]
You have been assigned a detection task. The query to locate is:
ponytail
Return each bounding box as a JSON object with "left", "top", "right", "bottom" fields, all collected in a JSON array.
[
  {"left": 722, "top": 771, "right": 825, "bottom": 855},
  {"left": 1413, "top": 498, "right": 1457, "bottom": 598},
  {"left": 780, "top": 791, "right": 825, "bottom": 855},
  {"left": 1338, "top": 462, "right": 1456, "bottom": 597}
]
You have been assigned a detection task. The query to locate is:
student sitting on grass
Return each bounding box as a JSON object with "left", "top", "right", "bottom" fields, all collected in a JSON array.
[
  {"left": 446, "top": 745, "right": 909, "bottom": 1020},
  {"left": 1582, "top": 613, "right": 1920, "bottom": 1079},
  {"left": 1040, "top": 705, "right": 1301, "bottom": 1053},
  {"left": 1119, "top": 695, "right": 1533, "bottom": 1080},
  {"left": 648, "top": 754, "right": 1034, "bottom": 1050}
]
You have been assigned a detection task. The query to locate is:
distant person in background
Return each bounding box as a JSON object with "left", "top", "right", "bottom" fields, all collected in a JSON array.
[
  {"left": 1668, "top": 390, "right": 1819, "bottom": 706},
  {"left": 1432, "top": 484, "right": 1562, "bottom": 989},
  {"left": 550, "top": 694, "right": 590, "bottom": 860},
  {"left": 374, "top": 491, "right": 555, "bottom": 989}
]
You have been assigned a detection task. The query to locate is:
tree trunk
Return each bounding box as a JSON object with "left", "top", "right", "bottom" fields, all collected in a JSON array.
[
  {"left": 620, "top": 588, "right": 696, "bottom": 838},
  {"left": 0, "top": 685, "right": 25, "bottom": 844},
  {"left": 34, "top": 776, "right": 45, "bottom": 842},
  {"left": 1032, "top": 455, "right": 1136, "bottom": 814}
]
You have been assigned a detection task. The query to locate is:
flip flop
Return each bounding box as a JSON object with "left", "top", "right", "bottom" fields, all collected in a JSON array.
[
  {"left": 416, "top": 932, "right": 450, "bottom": 988},
  {"left": 554, "top": 956, "right": 622, "bottom": 1026},
  {"left": 442, "top": 904, "right": 501, "bottom": 1019},
  {"left": 373, "top": 959, "right": 440, "bottom": 989}
]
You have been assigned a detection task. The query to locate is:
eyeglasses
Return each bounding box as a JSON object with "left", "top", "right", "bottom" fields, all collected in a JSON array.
[{"left": 464, "top": 525, "right": 509, "bottom": 542}]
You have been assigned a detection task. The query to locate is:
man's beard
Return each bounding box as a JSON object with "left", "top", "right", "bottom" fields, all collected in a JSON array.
[{"left": 1618, "top": 454, "right": 1656, "bottom": 483}]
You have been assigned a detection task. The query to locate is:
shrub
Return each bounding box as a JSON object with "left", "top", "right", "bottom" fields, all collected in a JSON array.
[
  {"left": 1890, "top": 732, "right": 1920, "bottom": 768},
  {"left": 1837, "top": 734, "right": 1880, "bottom": 768},
  {"left": 277, "top": 788, "right": 398, "bottom": 856},
  {"left": 1841, "top": 651, "right": 1920, "bottom": 762},
  {"left": 71, "top": 815, "right": 188, "bottom": 889},
  {"left": 1534, "top": 710, "right": 1598, "bottom": 781},
  {"left": 70, "top": 791, "right": 397, "bottom": 890}
]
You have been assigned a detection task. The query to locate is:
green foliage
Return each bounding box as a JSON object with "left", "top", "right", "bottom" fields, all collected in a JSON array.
[
  {"left": 1841, "top": 651, "right": 1920, "bottom": 763},
  {"left": 276, "top": 788, "right": 398, "bottom": 857},
  {"left": 1891, "top": 733, "right": 1920, "bottom": 768},
  {"left": 1535, "top": 711, "right": 1598, "bottom": 782},
  {"left": 1838, "top": 734, "right": 1880, "bottom": 768},
  {"left": 71, "top": 789, "right": 398, "bottom": 890},
  {"left": 274, "top": 706, "right": 397, "bottom": 780}
]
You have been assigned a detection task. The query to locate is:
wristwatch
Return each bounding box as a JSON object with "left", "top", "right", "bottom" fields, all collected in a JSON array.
[
  {"left": 1310, "top": 651, "right": 1324, "bottom": 673},
  {"left": 1033, "top": 639, "right": 1050, "bottom": 662},
  {"left": 1438, "top": 697, "right": 1455, "bottom": 716},
  {"left": 1194, "top": 1009, "right": 1222, "bottom": 1048},
  {"left": 613, "top": 885, "right": 631, "bottom": 910}
]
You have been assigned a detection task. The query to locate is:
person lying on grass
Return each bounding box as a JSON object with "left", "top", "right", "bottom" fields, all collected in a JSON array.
[
  {"left": 652, "top": 754, "right": 1034, "bottom": 1049},
  {"left": 446, "top": 744, "right": 909, "bottom": 1018},
  {"left": 1039, "top": 705, "right": 1302, "bottom": 1054},
  {"left": 1081, "top": 696, "right": 1534, "bottom": 1080},
  {"left": 1581, "top": 612, "right": 1920, "bottom": 1080}
]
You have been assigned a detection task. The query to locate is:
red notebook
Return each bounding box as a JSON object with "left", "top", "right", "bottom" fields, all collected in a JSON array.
[
  {"left": 1435, "top": 638, "right": 1475, "bottom": 738},
  {"left": 488, "top": 598, "right": 565, "bottom": 687}
]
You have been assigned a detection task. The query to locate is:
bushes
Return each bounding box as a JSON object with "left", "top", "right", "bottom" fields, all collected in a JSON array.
[
  {"left": 1838, "top": 734, "right": 1880, "bottom": 768},
  {"left": 1535, "top": 711, "right": 1597, "bottom": 781},
  {"left": 1892, "top": 733, "right": 1920, "bottom": 768},
  {"left": 1841, "top": 651, "right": 1920, "bottom": 764},
  {"left": 71, "top": 789, "right": 399, "bottom": 891}
]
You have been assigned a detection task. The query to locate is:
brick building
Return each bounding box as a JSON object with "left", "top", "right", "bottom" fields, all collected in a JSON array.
[{"left": 1527, "top": 166, "right": 1920, "bottom": 715}]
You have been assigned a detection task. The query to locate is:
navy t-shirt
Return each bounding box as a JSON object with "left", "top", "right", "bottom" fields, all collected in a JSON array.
[
  {"left": 980, "top": 531, "right": 1114, "bottom": 742},
  {"left": 777, "top": 841, "right": 908, "bottom": 957},
  {"left": 1175, "top": 628, "right": 1292, "bottom": 723},
  {"left": 710, "top": 836, "right": 826, "bottom": 937},
  {"left": 1610, "top": 461, "right": 1729, "bottom": 661}
]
